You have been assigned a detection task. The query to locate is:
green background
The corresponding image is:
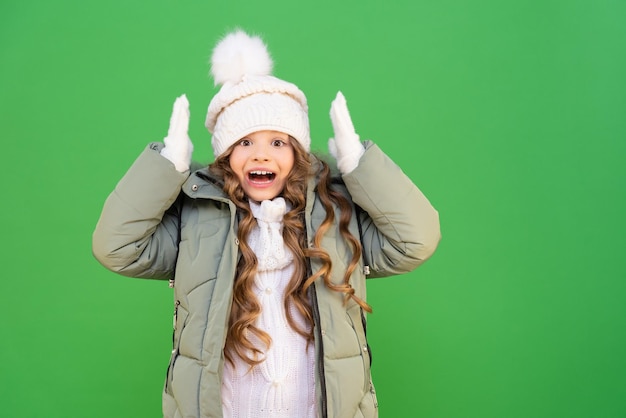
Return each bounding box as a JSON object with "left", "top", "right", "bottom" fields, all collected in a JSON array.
[{"left": 2, "top": 0, "right": 625, "bottom": 417}]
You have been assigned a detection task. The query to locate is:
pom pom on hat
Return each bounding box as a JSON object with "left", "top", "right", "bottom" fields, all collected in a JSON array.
[
  {"left": 205, "top": 29, "right": 310, "bottom": 158},
  {"left": 211, "top": 30, "right": 273, "bottom": 86}
]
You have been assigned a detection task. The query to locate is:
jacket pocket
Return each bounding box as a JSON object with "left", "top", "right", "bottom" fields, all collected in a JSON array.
[
  {"left": 346, "top": 303, "right": 372, "bottom": 392},
  {"left": 355, "top": 381, "right": 379, "bottom": 417},
  {"left": 165, "top": 301, "right": 189, "bottom": 395}
]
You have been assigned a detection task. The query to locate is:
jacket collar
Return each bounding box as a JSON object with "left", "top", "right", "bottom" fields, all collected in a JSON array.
[{"left": 182, "top": 167, "right": 229, "bottom": 201}]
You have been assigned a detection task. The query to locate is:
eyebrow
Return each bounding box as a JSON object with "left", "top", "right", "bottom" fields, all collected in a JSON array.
[{"left": 241, "top": 135, "right": 290, "bottom": 142}]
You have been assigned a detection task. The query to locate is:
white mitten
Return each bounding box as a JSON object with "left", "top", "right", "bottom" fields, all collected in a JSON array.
[
  {"left": 328, "top": 91, "right": 364, "bottom": 174},
  {"left": 160, "top": 94, "right": 193, "bottom": 172}
]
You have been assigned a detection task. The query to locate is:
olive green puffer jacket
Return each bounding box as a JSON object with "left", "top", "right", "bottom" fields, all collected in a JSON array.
[{"left": 93, "top": 140, "right": 440, "bottom": 418}]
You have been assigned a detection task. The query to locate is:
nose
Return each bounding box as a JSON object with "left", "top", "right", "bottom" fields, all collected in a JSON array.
[{"left": 252, "top": 143, "right": 270, "bottom": 161}]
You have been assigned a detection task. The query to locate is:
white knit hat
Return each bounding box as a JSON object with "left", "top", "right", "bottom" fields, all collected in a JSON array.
[{"left": 205, "top": 30, "right": 310, "bottom": 158}]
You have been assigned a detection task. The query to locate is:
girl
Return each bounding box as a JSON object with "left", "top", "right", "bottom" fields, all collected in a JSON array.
[{"left": 93, "top": 30, "right": 440, "bottom": 418}]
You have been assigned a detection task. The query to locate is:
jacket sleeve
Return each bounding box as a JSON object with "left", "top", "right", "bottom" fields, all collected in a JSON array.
[
  {"left": 92, "top": 143, "right": 189, "bottom": 280},
  {"left": 342, "top": 141, "right": 441, "bottom": 278}
]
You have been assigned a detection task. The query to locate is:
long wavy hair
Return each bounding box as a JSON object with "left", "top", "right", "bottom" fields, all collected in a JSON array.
[{"left": 209, "top": 138, "right": 372, "bottom": 368}]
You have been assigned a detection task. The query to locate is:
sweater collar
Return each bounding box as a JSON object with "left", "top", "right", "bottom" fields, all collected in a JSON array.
[{"left": 249, "top": 197, "right": 289, "bottom": 223}]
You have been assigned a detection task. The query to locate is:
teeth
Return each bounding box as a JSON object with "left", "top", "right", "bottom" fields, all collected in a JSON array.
[{"left": 250, "top": 170, "right": 273, "bottom": 175}]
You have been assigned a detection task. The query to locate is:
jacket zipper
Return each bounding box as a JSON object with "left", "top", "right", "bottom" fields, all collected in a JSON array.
[{"left": 310, "top": 283, "right": 328, "bottom": 418}]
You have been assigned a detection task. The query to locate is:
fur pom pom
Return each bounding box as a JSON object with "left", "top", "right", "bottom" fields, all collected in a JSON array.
[{"left": 211, "top": 29, "right": 273, "bottom": 86}]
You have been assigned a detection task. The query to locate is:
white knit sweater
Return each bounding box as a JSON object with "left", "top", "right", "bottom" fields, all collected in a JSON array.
[{"left": 221, "top": 198, "right": 317, "bottom": 418}]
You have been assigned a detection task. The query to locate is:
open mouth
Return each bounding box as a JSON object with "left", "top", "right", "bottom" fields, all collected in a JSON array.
[{"left": 248, "top": 170, "right": 276, "bottom": 183}]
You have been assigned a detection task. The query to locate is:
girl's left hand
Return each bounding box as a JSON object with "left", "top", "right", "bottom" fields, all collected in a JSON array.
[{"left": 328, "top": 91, "right": 364, "bottom": 174}]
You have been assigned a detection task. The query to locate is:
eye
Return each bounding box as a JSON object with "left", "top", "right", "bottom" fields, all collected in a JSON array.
[
  {"left": 238, "top": 139, "right": 252, "bottom": 146},
  {"left": 271, "top": 139, "right": 287, "bottom": 147}
]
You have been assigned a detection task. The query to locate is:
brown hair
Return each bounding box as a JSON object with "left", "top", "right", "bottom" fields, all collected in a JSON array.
[{"left": 209, "top": 139, "right": 371, "bottom": 367}]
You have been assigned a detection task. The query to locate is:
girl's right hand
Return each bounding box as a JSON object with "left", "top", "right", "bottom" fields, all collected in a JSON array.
[{"left": 160, "top": 94, "right": 194, "bottom": 172}]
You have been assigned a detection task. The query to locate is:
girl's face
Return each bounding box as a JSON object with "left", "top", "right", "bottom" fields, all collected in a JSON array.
[{"left": 229, "top": 130, "right": 295, "bottom": 202}]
